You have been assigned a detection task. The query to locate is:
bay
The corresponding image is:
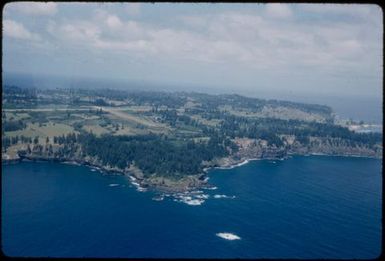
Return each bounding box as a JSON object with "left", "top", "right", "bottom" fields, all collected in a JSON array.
[{"left": 1, "top": 156, "right": 382, "bottom": 258}]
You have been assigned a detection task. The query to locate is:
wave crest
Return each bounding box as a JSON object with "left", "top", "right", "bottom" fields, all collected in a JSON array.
[{"left": 216, "top": 232, "right": 241, "bottom": 240}]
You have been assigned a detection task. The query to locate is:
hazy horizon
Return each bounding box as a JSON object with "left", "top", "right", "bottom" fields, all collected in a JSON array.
[
  {"left": 3, "top": 71, "right": 382, "bottom": 124},
  {"left": 2, "top": 2, "right": 383, "bottom": 122}
]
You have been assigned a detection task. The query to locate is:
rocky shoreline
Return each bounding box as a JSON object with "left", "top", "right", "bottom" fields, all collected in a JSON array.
[
  {"left": 2, "top": 142, "right": 382, "bottom": 193},
  {"left": 2, "top": 152, "right": 269, "bottom": 192},
  {"left": 3, "top": 153, "right": 209, "bottom": 193}
]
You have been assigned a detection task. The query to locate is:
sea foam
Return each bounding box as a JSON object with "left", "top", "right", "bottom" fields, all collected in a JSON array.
[
  {"left": 213, "top": 194, "right": 236, "bottom": 199},
  {"left": 172, "top": 190, "right": 209, "bottom": 206},
  {"left": 182, "top": 198, "right": 204, "bottom": 205},
  {"left": 216, "top": 159, "right": 250, "bottom": 170},
  {"left": 216, "top": 232, "right": 241, "bottom": 240}
]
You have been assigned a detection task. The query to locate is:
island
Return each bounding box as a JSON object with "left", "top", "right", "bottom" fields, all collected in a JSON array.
[{"left": 2, "top": 85, "right": 382, "bottom": 192}]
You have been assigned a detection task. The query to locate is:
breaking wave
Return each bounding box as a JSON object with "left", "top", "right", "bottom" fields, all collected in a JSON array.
[
  {"left": 216, "top": 232, "right": 241, "bottom": 240},
  {"left": 213, "top": 194, "right": 236, "bottom": 199},
  {"left": 172, "top": 190, "right": 210, "bottom": 206}
]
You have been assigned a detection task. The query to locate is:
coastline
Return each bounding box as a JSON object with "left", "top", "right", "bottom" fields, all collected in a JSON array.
[
  {"left": 214, "top": 159, "right": 252, "bottom": 170},
  {"left": 2, "top": 150, "right": 382, "bottom": 193},
  {"left": 287, "top": 152, "right": 381, "bottom": 160},
  {"left": 7, "top": 154, "right": 207, "bottom": 193}
]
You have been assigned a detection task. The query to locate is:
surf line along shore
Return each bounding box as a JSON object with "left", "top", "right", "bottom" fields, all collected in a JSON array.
[
  {"left": 7, "top": 149, "right": 289, "bottom": 194},
  {"left": 12, "top": 153, "right": 211, "bottom": 193}
]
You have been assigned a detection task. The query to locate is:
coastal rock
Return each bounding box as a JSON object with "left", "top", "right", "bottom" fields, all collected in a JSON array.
[
  {"left": 230, "top": 138, "right": 287, "bottom": 161},
  {"left": 143, "top": 175, "right": 207, "bottom": 193},
  {"left": 289, "top": 137, "right": 382, "bottom": 158}
]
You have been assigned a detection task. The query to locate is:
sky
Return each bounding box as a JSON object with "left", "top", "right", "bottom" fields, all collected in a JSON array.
[{"left": 2, "top": 2, "right": 383, "bottom": 104}]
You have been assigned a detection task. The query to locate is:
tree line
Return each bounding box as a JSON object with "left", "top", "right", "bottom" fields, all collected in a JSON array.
[{"left": 41, "top": 132, "right": 232, "bottom": 178}]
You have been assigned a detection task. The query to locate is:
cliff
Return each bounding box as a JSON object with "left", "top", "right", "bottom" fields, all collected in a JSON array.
[
  {"left": 3, "top": 136, "right": 381, "bottom": 193},
  {"left": 211, "top": 136, "right": 381, "bottom": 169}
]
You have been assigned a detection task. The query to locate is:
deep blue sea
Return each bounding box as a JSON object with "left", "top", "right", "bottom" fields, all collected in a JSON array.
[{"left": 1, "top": 156, "right": 382, "bottom": 258}]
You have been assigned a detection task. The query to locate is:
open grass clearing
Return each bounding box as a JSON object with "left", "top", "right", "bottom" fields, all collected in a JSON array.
[
  {"left": 4, "top": 112, "right": 31, "bottom": 121},
  {"left": 190, "top": 115, "right": 222, "bottom": 127},
  {"left": 100, "top": 107, "right": 171, "bottom": 132},
  {"left": 4, "top": 122, "right": 76, "bottom": 138},
  {"left": 82, "top": 124, "right": 110, "bottom": 136}
]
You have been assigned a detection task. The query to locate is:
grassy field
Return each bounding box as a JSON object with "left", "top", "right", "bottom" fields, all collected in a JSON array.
[
  {"left": 102, "top": 107, "right": 163, "bottom": 128},
  {"left": 5, "top": 122, "right": 76, "bottom": 138},
  {"left": 82, "top": 124, "right": 110, "bottom": 136},
  {"left": 3, "top": 103, "right": 179, "bottom": 143},
  {"left": 4, "top": 112, "right": 31, "bottom": 121},
  {"left": 3, "top": 106, "right": 173, "bottom": 140},
  {"left": 117, "top": 105, "right": 153, "bottom": 112},
  {"left": 101, "top": 107, "right": 172, "bottom": 134},
  {"left": 218, "top": 105, "right": 327, "bottom": 122},
  {"left": 183, "top": 100, "right": 201, "bottom": 109},
  {"left": 190, "top": 115, "right": 222, "bottom": 127}
]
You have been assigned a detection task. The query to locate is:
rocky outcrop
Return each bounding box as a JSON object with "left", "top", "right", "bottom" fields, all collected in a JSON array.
[
  {"left": 230, "top": 137, "right": 288, "bottom": 160},
  {"left": 141, "top": 174, "right": 207, "bottom": 193},
  {"left": 2, "top": 156, "right": 21, "bottom": 165},
  {"left": 230, "top": 137, "right": 381, "bottom": 160},
  {"left": 288, "top": 137, "right": 382, "bottom": 158}
]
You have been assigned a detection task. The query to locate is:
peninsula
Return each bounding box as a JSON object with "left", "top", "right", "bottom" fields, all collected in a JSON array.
[{"left": 2, "top": 86, "right": 382, "bottom": 192}]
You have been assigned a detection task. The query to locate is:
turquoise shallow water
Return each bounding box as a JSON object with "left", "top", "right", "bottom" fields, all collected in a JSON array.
[{"left": 1, "top": 156, "right": 382, "bottom": 258}]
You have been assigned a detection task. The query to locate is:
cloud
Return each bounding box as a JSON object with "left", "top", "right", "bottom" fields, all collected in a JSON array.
[
  {"left": 44, "top": 8, "right": 379, "bottom": 72},
  {"left": 106, "top": 15, "right": 123, "bottom": 29},
  {"left": 3, "top": 19, "right": 40, "bottom": 40},
  {"left": 2, "top": 3, "right": 381, "bottom": 100},
  {"left": 5, "top": 2, "right": 58, "bottom": 16},
  {"left": 265, "top": 4, "right": 293, "bottom": 19},
  {"left": 57, "top": 22, "right": 101, "bottom": 44},
  {"left": 7, "top": 4, "right": 381, "bottom": 80}
]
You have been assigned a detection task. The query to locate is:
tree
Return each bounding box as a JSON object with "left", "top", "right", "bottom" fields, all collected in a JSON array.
[{"left": 48, "top": 144, "right": 53, "bottom": 155}]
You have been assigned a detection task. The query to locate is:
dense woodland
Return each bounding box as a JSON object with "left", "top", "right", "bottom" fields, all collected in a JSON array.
[
  {"left": 38, "top": 132, "right": 230, "bottom": 177},
  {"left": 80, "top": 133, "right": 228, "bottom": 176}
]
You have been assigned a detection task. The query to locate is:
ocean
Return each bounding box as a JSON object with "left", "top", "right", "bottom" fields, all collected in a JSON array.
[{"left": 1, "top": 156, "right": 382, "bottom": 258}]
